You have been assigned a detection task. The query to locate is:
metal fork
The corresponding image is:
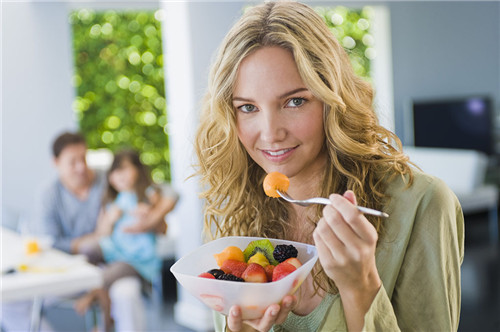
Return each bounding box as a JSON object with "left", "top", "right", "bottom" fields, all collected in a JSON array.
[{"left": 276, "top": 190, "right": 389, "bottom": 218}]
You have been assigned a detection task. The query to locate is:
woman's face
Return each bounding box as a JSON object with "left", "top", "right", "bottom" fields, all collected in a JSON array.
[
  {"left": 109, "top": 159, "right": 138, "bottom": 192},
  {"left": 233, "top": 46, "right": 327, "bottom": 182}
]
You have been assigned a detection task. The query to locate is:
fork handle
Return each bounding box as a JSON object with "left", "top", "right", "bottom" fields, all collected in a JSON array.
[
  {"left": 310, "top": 197, "right": 389, "bottom": 218},
  {"left": 307, "top": 197, "right": 332, "bottom": 205}
]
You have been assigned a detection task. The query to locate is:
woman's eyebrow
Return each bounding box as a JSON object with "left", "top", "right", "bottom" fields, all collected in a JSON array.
[
  {"left": 232, "top": 96, "right": 254, "bottom": 102},
  {"left": 279, "top": 87, "right": 308, "bottom": 99},
  {"left": 233, "top": 87, "right": 309, "bottom": 102}
]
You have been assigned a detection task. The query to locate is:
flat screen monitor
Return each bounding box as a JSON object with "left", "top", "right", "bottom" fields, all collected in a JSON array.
[{"left": 412, "top": 96, "right": 494, "bottom": 155}]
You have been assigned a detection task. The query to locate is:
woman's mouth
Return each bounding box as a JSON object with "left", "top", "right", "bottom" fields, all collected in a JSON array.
[{"left": 261, "top": 147, "right": 296, "bottom": 161}]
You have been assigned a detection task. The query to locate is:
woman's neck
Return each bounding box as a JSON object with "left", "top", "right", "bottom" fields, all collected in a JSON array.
[
  {"left": 286, "top": 160, "right": 325, "bottom": 243},
  {"left": 287, "top": 152, "right": 327, "bottom": 201},
  {"left": 286, "top": 203, "right": 316, "bottom": 244}
]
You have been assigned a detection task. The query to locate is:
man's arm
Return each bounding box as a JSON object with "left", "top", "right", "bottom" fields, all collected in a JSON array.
[{"left": 70, "top": 206, "right": 121, "bottom": 254}]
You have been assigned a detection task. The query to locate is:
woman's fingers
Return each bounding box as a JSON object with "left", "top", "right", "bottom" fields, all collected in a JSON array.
[
  {"left": 321, "top": 203, "right": 359, "bottom": 247},
  {"left": 274, "top": 295, "right": 296, "bottom": 324},
  {"left": 229, "top": 295, "right": 296, "bottom": 332},
  {"left": 314, "top": 215, "right": 346, "bottom": 257},
  {"left": 313, "top": 224, "right": 338, "bottom": 273},
  {"left": 256, "top": 304, "right": 281, "bottom": 330},
  {"left": 227, "top": 306, "right": 243, "bottom": 331},
  {"left": 328, "top": 194, "right": 377, "bottom": 244}
]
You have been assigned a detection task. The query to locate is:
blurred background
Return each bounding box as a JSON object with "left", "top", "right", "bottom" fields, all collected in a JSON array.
[{"left": 2, "top": 1, "right": 499, "bottom": 331}]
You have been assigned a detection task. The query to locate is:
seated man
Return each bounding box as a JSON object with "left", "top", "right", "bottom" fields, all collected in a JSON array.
[{"left": 1, "top": 132, "right": 178, "bottom": 332}]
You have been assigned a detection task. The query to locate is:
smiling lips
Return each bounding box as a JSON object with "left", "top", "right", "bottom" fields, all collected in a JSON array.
[{"left": 261, "top": 147, "right": 296, "bottom": 161}]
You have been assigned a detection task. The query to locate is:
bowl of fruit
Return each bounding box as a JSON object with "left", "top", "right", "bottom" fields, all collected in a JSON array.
[{"left": 170, "top": 236, "right": 318, "bottom": 320}]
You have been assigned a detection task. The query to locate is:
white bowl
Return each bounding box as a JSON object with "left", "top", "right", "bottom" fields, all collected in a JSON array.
[{"left": 170, "top": 236, "right": 318, "bottom": 320}]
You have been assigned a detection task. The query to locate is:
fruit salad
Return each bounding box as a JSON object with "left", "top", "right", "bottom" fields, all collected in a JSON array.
[{"left": 198, "top": 239, "right": 302, "bottom": 283}]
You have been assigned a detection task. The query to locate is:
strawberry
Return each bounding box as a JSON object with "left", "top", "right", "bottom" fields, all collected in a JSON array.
[
  {"left": 272, "top": 262, "right": 296, "bottom": 282},
  {"left": 283, "top": 257, "right": 302, "bottom": 269},
  {"left": 221, "top": 259, "right": 248, "bottom": 278},
  {"left": 198, "top": 272, "right": 216, "bottom": 279},
  {"left": 242, "top": 263, "right": 267, "bottom": 283},
  {"left": 264, "top": 264, "right": 275, "bottom": 282}
]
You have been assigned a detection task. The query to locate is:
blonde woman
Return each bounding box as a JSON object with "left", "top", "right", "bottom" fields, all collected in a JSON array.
[{"left": 195, "top": 2, "right": 464, "bottom": 331}]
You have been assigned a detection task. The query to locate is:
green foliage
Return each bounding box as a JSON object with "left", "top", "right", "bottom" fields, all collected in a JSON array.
[
  {"left": 70, "top": 9, "right": 170, "bottom": 183},
  {"left": 314, "top": 6, "right": 374, "bottom": 80}
]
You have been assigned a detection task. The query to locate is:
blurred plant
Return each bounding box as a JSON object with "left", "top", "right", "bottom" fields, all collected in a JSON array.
[
  {"left": 242, "top": 5, "right": 374, "bottom": 79},
  {"left": 314, "top": 6, "right": 374, "bottom": 81},
  {"left": 70, "top": 9, "right": 170, "bottom": 183}
]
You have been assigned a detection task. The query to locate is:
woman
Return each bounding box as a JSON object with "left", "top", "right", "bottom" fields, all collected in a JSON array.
[{"left": 195, "top": 2, "right": 464, "bottom": 331}]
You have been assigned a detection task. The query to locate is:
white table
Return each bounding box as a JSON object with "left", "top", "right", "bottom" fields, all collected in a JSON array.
[{"left": 1, "top": 227, "right": 103, "bottom": 331}]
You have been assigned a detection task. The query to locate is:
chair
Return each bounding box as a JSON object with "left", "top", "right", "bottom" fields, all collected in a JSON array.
[{"left": 404, "top": 146, "right": 499, "bottom": 244}]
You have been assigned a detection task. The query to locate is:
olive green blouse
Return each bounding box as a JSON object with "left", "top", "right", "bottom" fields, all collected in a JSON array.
[{"left": 214, "top": 170, "right": 465, "bottom": 331}]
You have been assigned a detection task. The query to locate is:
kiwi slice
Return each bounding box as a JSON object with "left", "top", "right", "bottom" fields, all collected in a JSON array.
[{"left": 243, "top": 239, "right": 278, "bottom": 265}]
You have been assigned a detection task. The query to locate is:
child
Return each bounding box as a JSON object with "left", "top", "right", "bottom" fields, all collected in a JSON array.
[{"left": 75, "top": 149, "right": 162, "bottom": 330}]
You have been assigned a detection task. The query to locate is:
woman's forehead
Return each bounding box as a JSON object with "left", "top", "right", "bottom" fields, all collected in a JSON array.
[{"left": 234, "top": 47, "right": 306, "bottom": 98}]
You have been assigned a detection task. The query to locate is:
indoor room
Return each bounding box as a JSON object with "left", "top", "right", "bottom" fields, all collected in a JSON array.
[{"left": 2, "top": 1, "right": 499, "bottom": 331}]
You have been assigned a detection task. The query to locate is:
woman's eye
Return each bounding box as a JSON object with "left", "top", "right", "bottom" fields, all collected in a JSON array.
[
  {"left": 286, "top": 98, "right": 305, "bottom": 107},
  {"left": 238, "top": 104, "right": 257, "bottom": 113}
]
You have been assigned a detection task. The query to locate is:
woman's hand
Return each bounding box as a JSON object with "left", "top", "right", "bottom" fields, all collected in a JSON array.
[
  {"left": 313, "top": 191, "right": 381, "bottom": 331},
  {"left": 227, "top": 295, "right": 296, "bottom": 332}
]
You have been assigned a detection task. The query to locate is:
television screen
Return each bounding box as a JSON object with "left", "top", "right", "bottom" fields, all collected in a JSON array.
[{"left": 412, "top": 96, "right": 494, "bottom": 155}]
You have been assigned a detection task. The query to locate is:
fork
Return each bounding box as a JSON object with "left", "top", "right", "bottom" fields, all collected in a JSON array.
[{"left": 276, "top": 190, "right": 389, "bottom": 218}]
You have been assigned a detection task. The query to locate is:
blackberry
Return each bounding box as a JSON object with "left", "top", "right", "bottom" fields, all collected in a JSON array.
[
  {"left": 217, "top": 273, "right": 244, "bottom": 282},
  {"left": 273, "top": 244, "right": 298, "bottom": 263},
  {"left": 207, "top": 269, "right": 225, "bottom": 279}
]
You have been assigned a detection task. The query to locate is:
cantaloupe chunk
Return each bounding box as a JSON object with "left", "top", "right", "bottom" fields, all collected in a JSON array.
[{"left": 263, "top": 172, "right": 290, "bottom": 198}]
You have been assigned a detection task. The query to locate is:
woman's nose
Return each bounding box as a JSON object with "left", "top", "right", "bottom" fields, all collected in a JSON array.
[{"left": 260, "top": 109, "right": 286, "bottom": 142}]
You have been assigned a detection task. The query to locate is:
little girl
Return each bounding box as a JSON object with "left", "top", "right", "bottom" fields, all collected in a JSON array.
[{"left": 75, "top": 149, "right": 162, "bottom": 330}]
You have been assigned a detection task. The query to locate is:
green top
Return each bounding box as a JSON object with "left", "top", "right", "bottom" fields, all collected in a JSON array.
[
  {"left": 214, "top": 170, "right": 464, "bottom": 331},
  {"left": 274, "top": 293, "right": 335, "bottom": 332}
]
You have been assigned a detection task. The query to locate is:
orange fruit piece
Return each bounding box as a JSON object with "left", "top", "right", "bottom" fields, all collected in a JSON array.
[
  {"left": 263, "top": 172, "right": 290, "bottom": 198},
  {"left": 214, "top": 246, "right": 245, "bottom": 267},
  {"left": 25, "top": 240, "right": 40, "bottom": 255}
]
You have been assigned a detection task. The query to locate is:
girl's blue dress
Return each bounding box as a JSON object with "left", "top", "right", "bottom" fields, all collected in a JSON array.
[{"left": 99, "top": 191, "right": 161, "bottom": 282}]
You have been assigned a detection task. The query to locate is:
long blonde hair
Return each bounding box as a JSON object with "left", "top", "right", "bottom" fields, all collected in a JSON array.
[{"left": 194, "top": 1, "right": 412, "bottom": 292}]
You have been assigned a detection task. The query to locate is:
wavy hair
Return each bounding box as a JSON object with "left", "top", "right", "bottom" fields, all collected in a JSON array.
[{"left": 194, "top": 1, "right": 413, "bottom": 293}]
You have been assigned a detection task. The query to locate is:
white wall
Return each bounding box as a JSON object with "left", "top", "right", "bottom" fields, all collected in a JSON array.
[
  {"left": 2, "top": 2, "right": 76, "bottom": 227},
  {"left": 161, "top": 2, "right": 244, "bottom": 330}
]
